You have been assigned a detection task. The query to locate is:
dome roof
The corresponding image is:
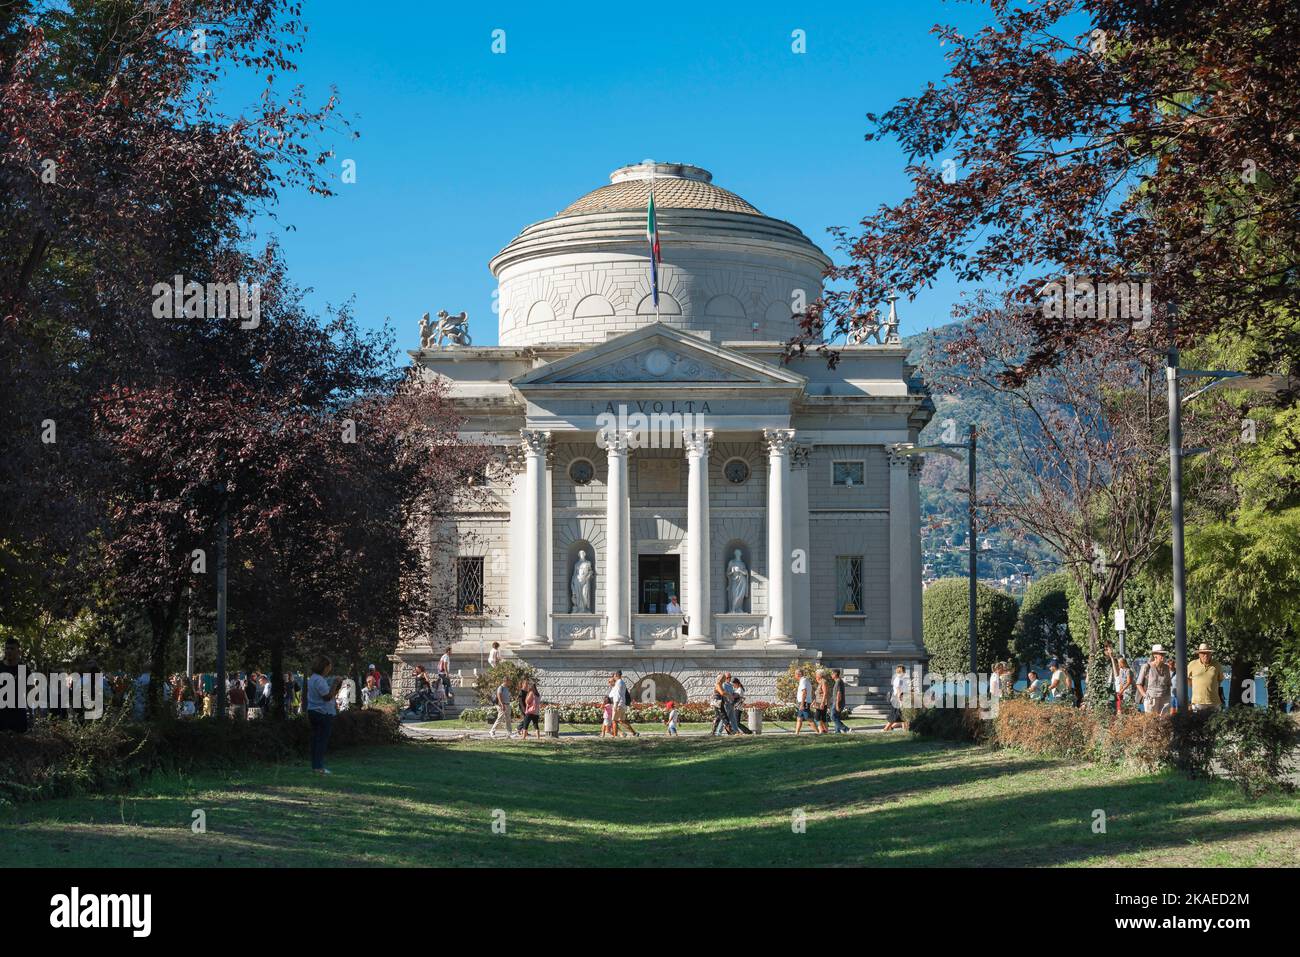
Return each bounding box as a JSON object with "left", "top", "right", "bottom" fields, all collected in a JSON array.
[{"left": 559, "top": 161, "right": 761, "bottom": 217}]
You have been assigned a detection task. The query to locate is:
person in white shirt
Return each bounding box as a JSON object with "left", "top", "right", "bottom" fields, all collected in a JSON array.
[
  {"left": 666, "top": 595, "right": 682, "bottom": 615},
  {"left": 794, "top": 669, "right": 817, "bottom": 735},
  {"left": 609, "top": 670, "right": 639, "bottom": 737},
  {"left": 883, "top": 665, "right": 909, "bottom": 731},
  {"left": 437, "top": 648, "right": 452, "bottom": 696},
  {"left": 487, "top": 642, "right": 503, "bottom": 668}
]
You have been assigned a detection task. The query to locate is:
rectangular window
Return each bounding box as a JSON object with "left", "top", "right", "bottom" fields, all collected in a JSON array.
[
  {"left": 832, "top": 460, "right": 865, "bottom": 487},
  {"left": 456, "top": 557, "right": 485, "bottom": 615},
  {"left": 836, "top": 556, "right": 864, "bottom": 614}
]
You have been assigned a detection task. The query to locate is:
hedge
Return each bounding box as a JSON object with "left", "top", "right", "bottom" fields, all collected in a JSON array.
[
  {"left": 992, "top": 697, "right": 1296, "bottom": 795},
  {"left": 0, "top": 707, "right": 402, "bottom": 807}
]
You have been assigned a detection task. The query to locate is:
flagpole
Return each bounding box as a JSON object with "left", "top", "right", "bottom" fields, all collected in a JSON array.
[{"left": 651, "top": 166, "right": 660, "bottom": 321}]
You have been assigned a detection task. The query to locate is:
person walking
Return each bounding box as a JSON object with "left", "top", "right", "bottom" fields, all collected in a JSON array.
[
  {"left": 711, "top": 673, "right": 731, "bottom": 736},
  {"left": 488, "top": 641, "right": 503, "bottom": 668},
  {"left": 813, "top": 669, "right": 831, "bottom": 734},
  {"left": 828, "top": 668, "right": 850, "bottom": 733},
  {"left": 601, "top": 677, "right": 615, "bottom": 737},
  {"left": 490, "top": 677, "right": 514, "bottom": 738},
  {"left": 664, "top": 700, "right": 679, "bottom": 736},
  {"left": 437, "top": 647, "right": 452, "bottom": 697},
  {"left": 610, "top": 670, "right": 639, "bottom": 737},
  {"left": 306, "top": 657, "right": 343, "bottom": 775},
  {"left": 1136, "top": 645, "right": 1173, "bottom": 715},
  {"left": 730, "top": 676, "right": 752, "bottom": 734},
  {"left": 794, "top": 668, "right": 818, "bottom": 735},
  {"left": 517, "top": 680, "right": 541, "bottom": 739},
  {"left": 882, "top": 665, "right": 909, "bottom": 732},
  {"left": 1187, "top": 643, "right": 1225, "bottom": 714}
]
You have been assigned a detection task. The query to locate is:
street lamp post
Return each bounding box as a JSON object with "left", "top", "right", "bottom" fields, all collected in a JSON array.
[
  {"left": 1165, "top": 358, "right": 1289, "bottom": 708},
  {"left": 896, "top": 427, "right": 978, "bottom": 673}
]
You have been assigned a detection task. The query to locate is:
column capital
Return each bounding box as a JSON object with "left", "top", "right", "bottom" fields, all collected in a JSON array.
[
  {"left": 519, "top": 429, "right": 551, "bottom": 457},
  {"left": 908, "top": 456, "right": 925, "bottom": 477},
  {"left": 791, "top": 444, "right": 813, "bottom": 470},
  {"left": 763, "top": 428, "right": 797, "bottom": 456},
  {"left": 599, "top": 429, "right": 630, "bottom": 454},
  {"left": 887, "top": 443, "right": 914, "bottom": 468},
  {"left": 683, "top": 429, "right": 714, "bottom": 458}
]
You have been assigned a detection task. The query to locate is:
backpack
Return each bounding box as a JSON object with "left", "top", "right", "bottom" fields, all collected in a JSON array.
[{"left": 622, "top": 684, "right": 632, "bottom": 707}]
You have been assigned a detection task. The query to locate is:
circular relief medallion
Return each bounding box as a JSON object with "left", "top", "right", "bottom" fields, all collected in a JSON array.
[
  {"left": 643, "top": 348, "right": 672, "bottom": 377},
  {"left": 724, "top": 458, "right": 750, "bottom": 484},
  {"left": 569, "top": 459, "right": 594, "bottom": 485}
]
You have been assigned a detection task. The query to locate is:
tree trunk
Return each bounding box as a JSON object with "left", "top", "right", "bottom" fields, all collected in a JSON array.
[{"left": 269, "top": 635, "right": 285, "bottom": 719}]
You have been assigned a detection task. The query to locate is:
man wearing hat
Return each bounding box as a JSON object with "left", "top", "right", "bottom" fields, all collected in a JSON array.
[
  {"left": 1136, "top": 645, "right": 1174, "bottom": 715},
  {"left": 1187, "top": 643, "right": 1225, "bottom": 713}
]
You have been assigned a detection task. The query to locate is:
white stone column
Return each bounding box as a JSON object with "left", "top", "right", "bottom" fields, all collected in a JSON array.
[
  {"left": 602, "top": 429, "right": 632, "bottom": 646},
  {"left": 910, "top": 455, "right": 925, "bottom": 650},
  {"left": 764, "top": 428, "right": 797, "bottom": 649},
  {"left": 888, "top": 446, "right": 916, "bottom": 650},
  {"left": 684, "top": 429, "right": 714, "bottom": 649},
  {"left": 520, "top": 429, "right": 551, "bottom": 648},
  {"left": 790, "top": 444, "right": 812, "bottom": 645}
]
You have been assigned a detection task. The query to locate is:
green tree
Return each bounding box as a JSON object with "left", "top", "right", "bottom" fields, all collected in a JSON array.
[
  {"left": 922, "top": 578, "right": 1017, "bottom": 673},
  {"left": 1012, "top": 572, "right": 1072, "bottom": 668}
]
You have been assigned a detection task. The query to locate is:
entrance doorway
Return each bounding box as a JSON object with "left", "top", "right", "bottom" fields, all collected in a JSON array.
[{"left": 637, "top": 554, "right": 680, "bottom": 614}]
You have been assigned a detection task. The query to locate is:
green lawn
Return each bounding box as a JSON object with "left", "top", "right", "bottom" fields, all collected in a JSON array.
[{"left": 3, "top": 734, "right": 1297, "bottom": 867}]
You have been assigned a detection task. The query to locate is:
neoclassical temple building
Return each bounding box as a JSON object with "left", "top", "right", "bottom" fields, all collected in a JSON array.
[{"left": 396, "top": 161, "right": 932, "bottom": 707}]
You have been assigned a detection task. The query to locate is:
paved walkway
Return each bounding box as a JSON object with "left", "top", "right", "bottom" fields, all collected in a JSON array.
[{"left": 399, "top": 721, "right": 893, "bottom": 742}]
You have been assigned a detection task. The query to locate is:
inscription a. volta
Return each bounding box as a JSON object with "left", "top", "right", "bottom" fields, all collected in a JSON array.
[{"left": 599, "top": 399, "right": 713, "bottom": 415}]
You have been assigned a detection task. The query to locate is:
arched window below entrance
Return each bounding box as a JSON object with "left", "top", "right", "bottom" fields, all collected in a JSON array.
[{"left": 631, "top": 673, "right": 688, "bottom": 705}]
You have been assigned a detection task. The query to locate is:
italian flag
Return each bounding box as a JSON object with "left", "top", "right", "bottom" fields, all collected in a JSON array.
[{"left": 647, "top": 187, "right": 661, "bottom": 307}]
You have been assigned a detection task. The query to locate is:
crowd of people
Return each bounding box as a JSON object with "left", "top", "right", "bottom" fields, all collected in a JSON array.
[
  {"left": 1020, "top": 641, "right": 1229, "bottom": 716},
  {"left": 0, "top": 634, "right": 395, "bottom": 734}
]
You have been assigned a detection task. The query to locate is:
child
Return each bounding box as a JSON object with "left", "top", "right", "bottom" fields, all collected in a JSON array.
[
  {"left": 665, "top": 700, "right": 679, "bottom": 736},
  {"left": 601, "top": 698, "right": 614, "bottom": 738}
]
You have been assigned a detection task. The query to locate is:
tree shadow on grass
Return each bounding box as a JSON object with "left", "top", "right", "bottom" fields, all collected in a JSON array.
[{"left": 2, "top": 736, "right": 1297, "bottom": 867}]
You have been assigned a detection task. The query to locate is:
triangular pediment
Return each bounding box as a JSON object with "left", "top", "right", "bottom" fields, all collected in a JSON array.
[{"left": 511, "top": 323, "right": 805, "bottom": 389}]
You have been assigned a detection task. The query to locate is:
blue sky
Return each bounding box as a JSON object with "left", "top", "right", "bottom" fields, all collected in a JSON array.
[{"left": 238, "top": 0, "right": 1002, "bottom": 354}]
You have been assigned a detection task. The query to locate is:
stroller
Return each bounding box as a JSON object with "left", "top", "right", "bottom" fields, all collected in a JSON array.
[{"left": 405, "top": 687, "right": 445, "bottom": 721}]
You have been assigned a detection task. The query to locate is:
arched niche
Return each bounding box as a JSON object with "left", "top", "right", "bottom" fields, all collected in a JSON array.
[
  {"left": 573, "top": 294, "right": 615, "bottom": 320},
  {"left": 636, "top": 292, "right": 682, "bottom": 315}
]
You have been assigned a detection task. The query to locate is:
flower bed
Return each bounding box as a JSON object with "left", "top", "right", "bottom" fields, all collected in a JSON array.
[{"left": 458, "top": 700, "right": 796, "bottom": 724}]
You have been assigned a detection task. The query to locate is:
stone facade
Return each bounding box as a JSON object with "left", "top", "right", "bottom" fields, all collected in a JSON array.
[{"left": 396, "top": 161, "right": 933, "bottom": 707}]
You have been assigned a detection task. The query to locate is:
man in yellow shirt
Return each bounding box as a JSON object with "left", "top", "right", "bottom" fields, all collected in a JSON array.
[{"left": 1187, "top": 643, "right": 1225, "bottom": 713}]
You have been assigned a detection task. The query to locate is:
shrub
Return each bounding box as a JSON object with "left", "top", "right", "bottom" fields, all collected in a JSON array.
[
  {"left": 1206, "top": 707, "right": 1296, "bottom": 797},
  {"left": 775, "top": 660, "right": 823, "bottom": 704},
  {"left": 994, "top": 697, "right": 1099, "bottom": 759},
  {"left": 0, "top": 707, "right": 401, "bottom": 807},
  {"left": 366, "top": 694, "right": 400, "bottom": 716},
  {"left": 472, "top": 660, "right": 539, "bottom": 705},
  {"left": 1102, "top": 710, "right": 1174, "bottom": 772},
  {"left": 908, "top": 705, "right": 992, "bottom": 744},
  {"left": 922, "top": 578, "right": 1017, "bottom": 673}
]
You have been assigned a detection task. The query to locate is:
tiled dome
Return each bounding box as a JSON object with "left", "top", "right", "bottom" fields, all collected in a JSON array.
[{"left": 559, "top": 162, "right": 761, "bottom": 217}]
